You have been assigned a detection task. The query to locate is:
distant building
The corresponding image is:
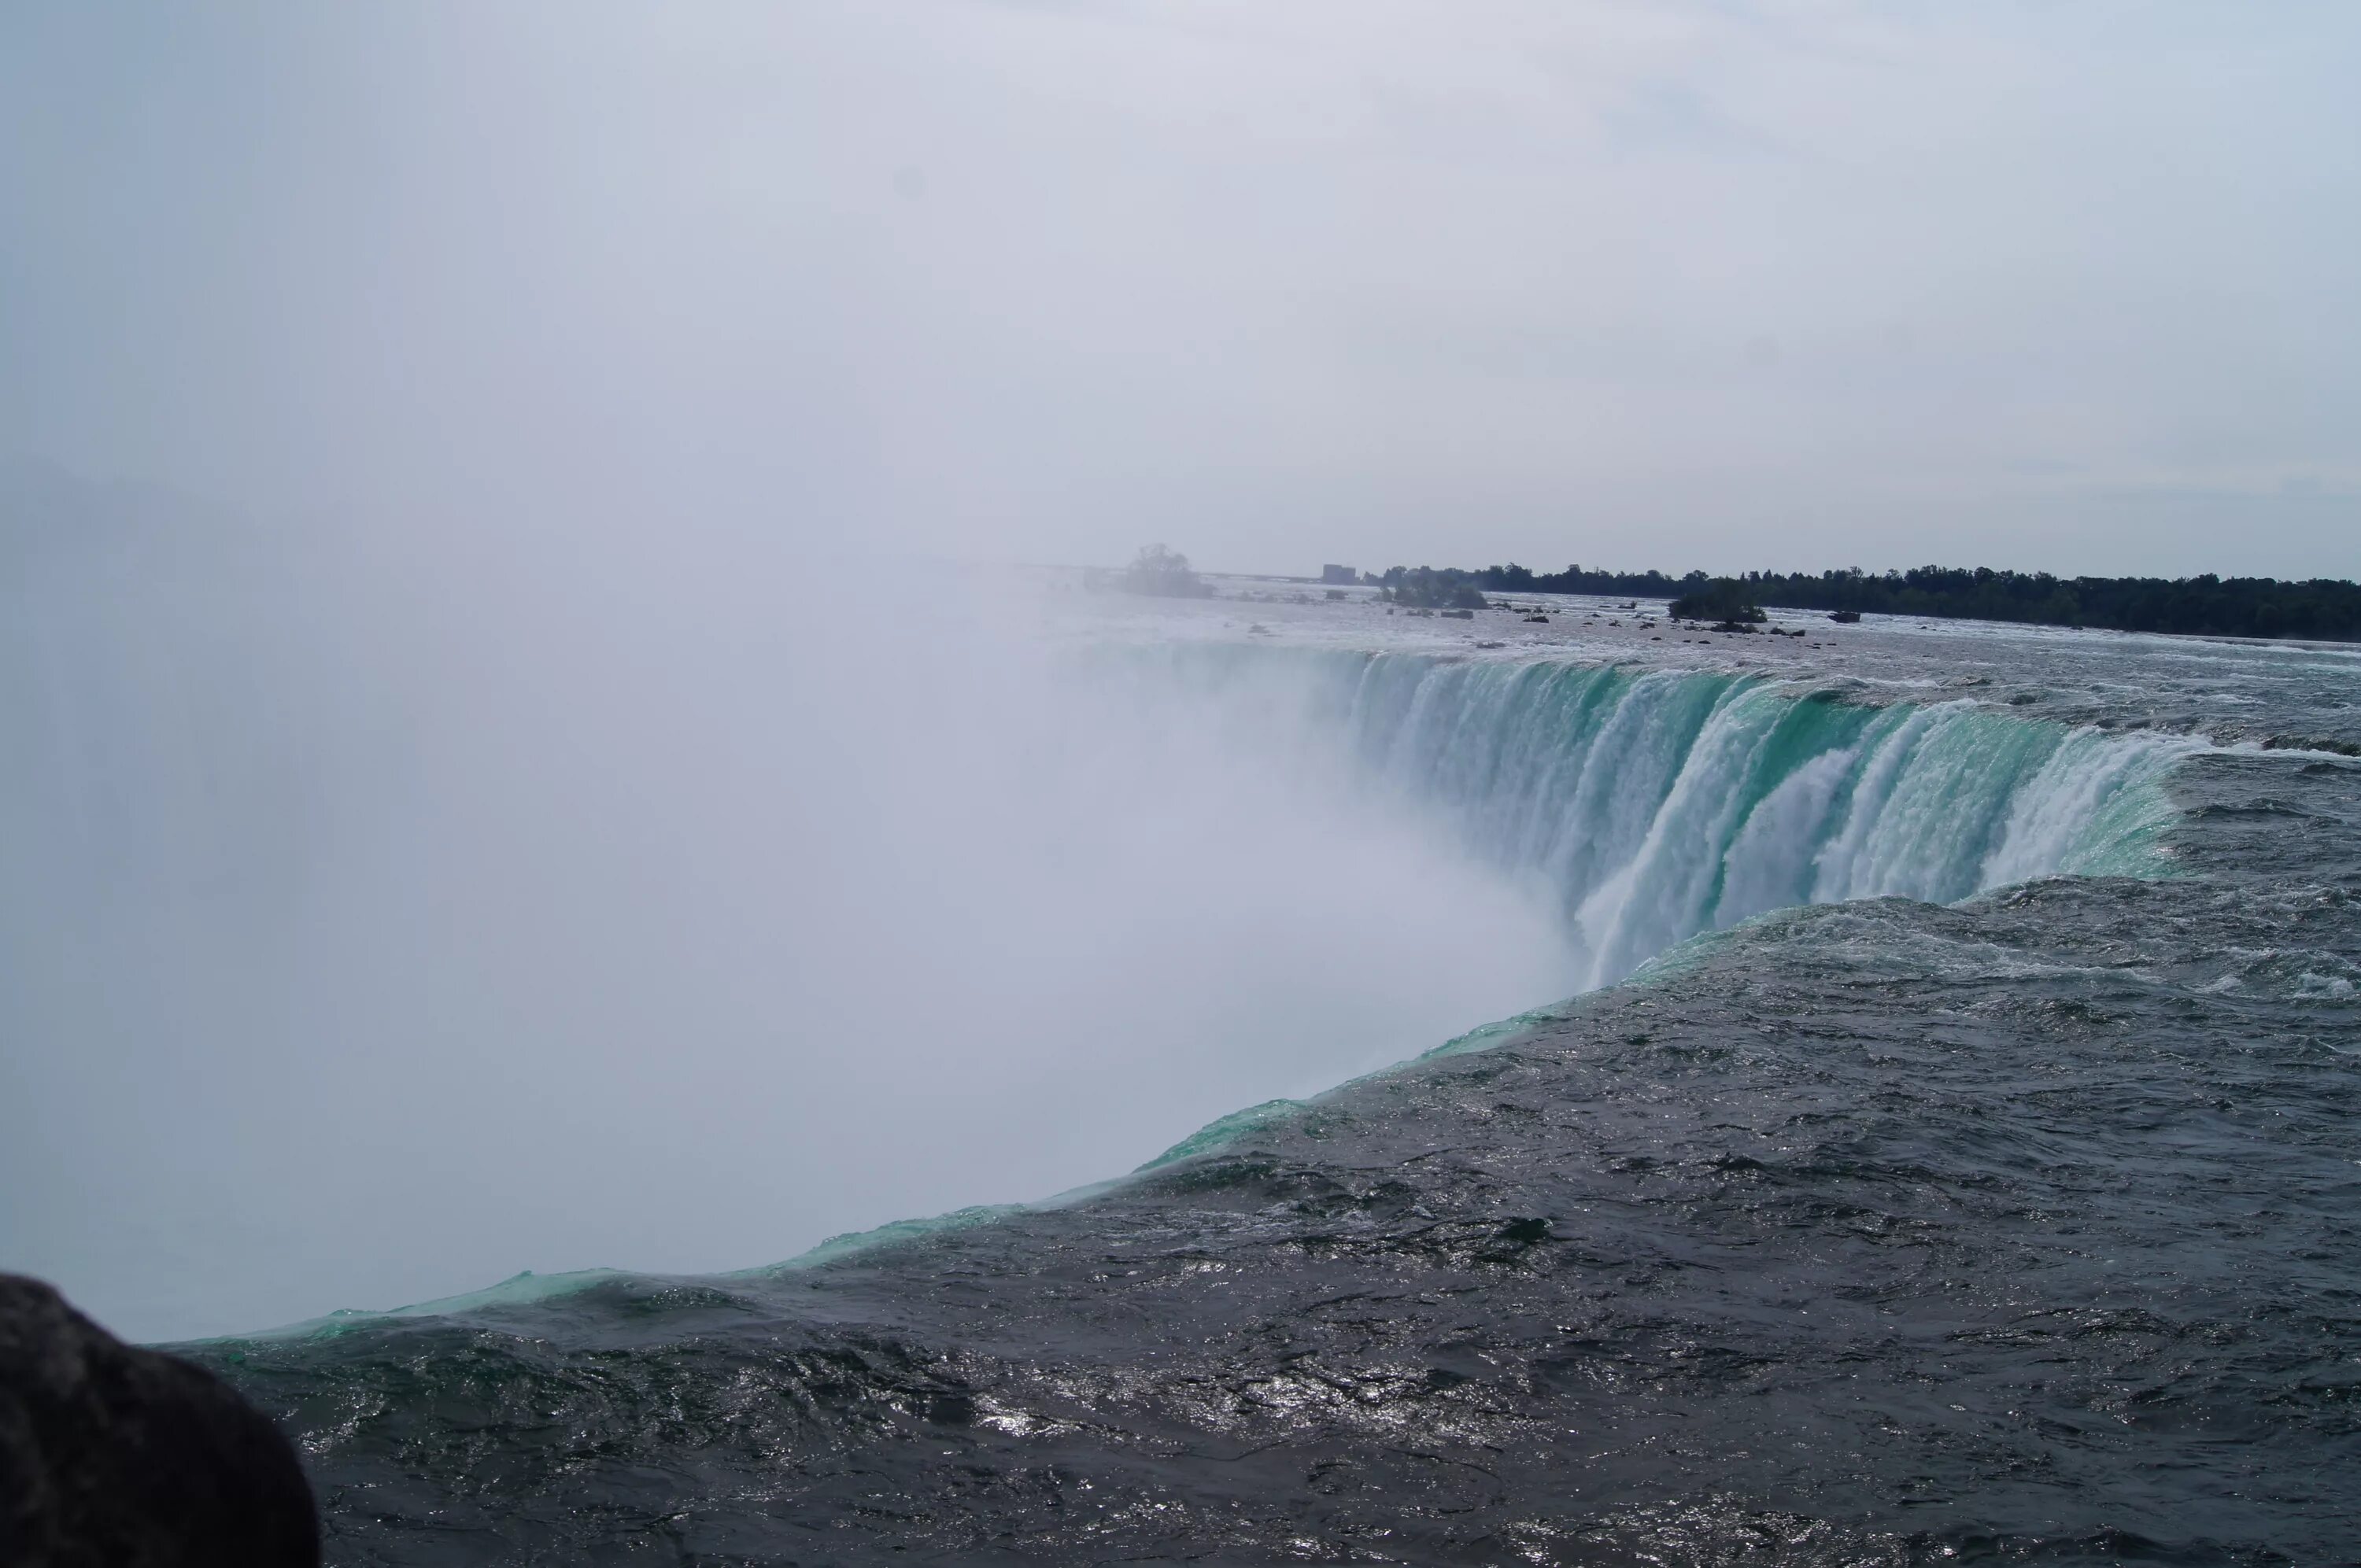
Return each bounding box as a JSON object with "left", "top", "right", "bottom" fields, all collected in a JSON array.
[{"left": 1320, "top": 563, "right": 1358, "bottom": 585}]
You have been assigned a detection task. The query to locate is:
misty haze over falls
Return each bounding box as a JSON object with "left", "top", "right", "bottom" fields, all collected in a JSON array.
[{"left": 2, "top": 566, "right": 2188, "bottom": 1341}]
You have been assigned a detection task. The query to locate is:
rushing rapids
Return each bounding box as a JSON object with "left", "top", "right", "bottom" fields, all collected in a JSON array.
[{"left": 185, "top": 610, "right": 2361, "bottom": 1565}]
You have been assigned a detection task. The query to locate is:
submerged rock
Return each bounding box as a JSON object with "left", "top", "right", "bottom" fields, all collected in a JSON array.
[{"left": 0, "top": 1275, "right": 317, "bottom": 1568}]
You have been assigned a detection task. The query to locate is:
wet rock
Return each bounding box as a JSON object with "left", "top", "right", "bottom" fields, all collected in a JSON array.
[{"left": 0, "top": 1274, "right": 318, "bottom": 1568}]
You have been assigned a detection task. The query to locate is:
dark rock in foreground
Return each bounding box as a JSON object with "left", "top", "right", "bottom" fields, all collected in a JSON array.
[{"left": 0, "top": 1274, "right": 318, "bottom": 1568}]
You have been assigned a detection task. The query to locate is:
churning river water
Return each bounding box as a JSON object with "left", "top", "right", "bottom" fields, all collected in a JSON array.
[{"left": 185, "top": 586, "right": 2361, "bottom": 1562}]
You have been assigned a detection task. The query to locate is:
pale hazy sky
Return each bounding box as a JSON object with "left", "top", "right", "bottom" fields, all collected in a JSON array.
[{"left": 5, "top": 1, "right": 2357, "bottom": 577}]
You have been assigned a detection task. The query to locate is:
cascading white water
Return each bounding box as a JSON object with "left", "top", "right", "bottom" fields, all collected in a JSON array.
[{"left": 1096, "top": 647, "right": 2194, "bottom": 990}]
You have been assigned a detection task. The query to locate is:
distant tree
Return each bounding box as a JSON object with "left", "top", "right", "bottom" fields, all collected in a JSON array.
[
  {"left": 1384, "top": 567, "right": 1489, "bottom": 609},
  {"left": 1669, "top": 577, "right": 1766, "bottom": 624},
  {"left": 1121, "top": 544, "right": 1214, "bottom": 598}
]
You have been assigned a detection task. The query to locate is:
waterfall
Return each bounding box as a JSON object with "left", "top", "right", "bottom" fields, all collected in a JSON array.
[{"left": 1099, "top": 647, "right": 2192, "bottom": 989}]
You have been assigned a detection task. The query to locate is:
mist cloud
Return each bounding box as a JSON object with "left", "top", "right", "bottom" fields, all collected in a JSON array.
[{"left": 4, "top": 0, "right": 2359, "bottom": 1339}]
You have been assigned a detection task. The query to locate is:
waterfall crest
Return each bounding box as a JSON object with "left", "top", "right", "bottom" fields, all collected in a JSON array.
[{"left": 1110, "top": 647, "right": 2191, "bottom": 988}]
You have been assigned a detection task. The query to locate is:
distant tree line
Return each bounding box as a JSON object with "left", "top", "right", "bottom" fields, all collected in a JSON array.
[
  {"left": 1372, "top": 563, "right": 2361, "bottom": 641},
  {"left": 1380, "top": 567, "right": 1489, "bottom": 610}
]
